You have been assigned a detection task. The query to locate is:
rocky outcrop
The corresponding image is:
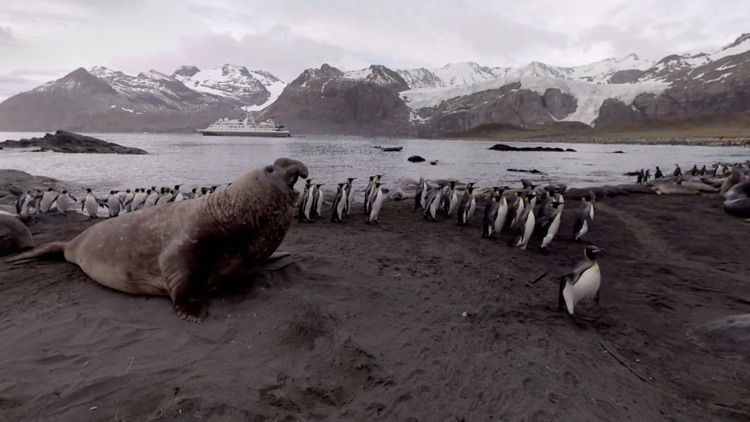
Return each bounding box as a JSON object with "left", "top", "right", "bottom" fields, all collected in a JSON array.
[
  {"left": 0, "top": 170, "right": 70, "bottom": 197},
  {"left": 542, "top": 88, "right": 578, "bottom": 120},
  {"left": 0, "top": 130, "right": 148, "bottom": 154},
  {"left": 489, "top": 144, "right": 576, "bottom": 152}
]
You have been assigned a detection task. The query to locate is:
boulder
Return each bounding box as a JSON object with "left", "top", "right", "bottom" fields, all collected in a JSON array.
[{"left": 0, "top": 130, "right": 148, "bottom": 154}]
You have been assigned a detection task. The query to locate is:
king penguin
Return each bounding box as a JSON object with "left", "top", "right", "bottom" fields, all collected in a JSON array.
[
  {"left": 107, "top": 190, "right": 122, "bottom": 217},
  {"left": 123, "top": 189, "right": 134, "bottom": 212},
  {"left": 559, "top": 245, "right": 604, "bottom": 316},
  {"left": 424, "top": 184, "right": 445, "bottom": 221},
  {"left": 482, "top": 193, "right": 500, "bottom": 238},
  {"left": 311, "top": 183, "right": 324, "bottom": 218},
  {"left": 331, "top": 183, "right": 346, "bottom": 223},
  {"left": 298, "top": 179, "right": 315, "bottom": 223},
  {"left": 39, "top": 188, "right": 57, "bottom": 214},
  {"left": 83, "top": 188, "right": 99, "bottom": 218},
  {"left": 538, "top": 201, "right": 563, "bottom": 251},
  {"left": 572, "top": 195, "right": 595, "bottom": 241},
  {"left": 511, "top": 192, "right": 536, "bottom": 249},
  {"left": 493, "top": 187, "right": 509, "bottom": 235},
  {"left": 456, "top": 183, "right": 476, "bottom": 225},
  {"left": 344, "top": 177, "right": 356, "bottom": 217},
  {"left": 366, "top": 182, "right": 384, "bottom": 224},
  {"left": 415, "top": 177, "right": 427, "bottom": 211},
  {"left": 56, "top": 190, "right": 73, "bottom": 214}
]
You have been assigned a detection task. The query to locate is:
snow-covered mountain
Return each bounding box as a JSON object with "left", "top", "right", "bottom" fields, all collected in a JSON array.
[
  {"left": 0, "top": 64, "right": 286, "bottom": 132},
  {"left": 1, "top": 33, "right": 748, "bottom": 135},
  {"left": 173, "top": 64, "right": 286, "bottom": 110}
]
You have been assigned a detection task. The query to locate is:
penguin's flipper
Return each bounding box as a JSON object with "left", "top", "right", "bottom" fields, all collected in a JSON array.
[
  {"left": 595, "top": 290, "right": 600, "bottom": 305},
  {"left": 558, "top": 274, "right": 571, "bottom": 311}
]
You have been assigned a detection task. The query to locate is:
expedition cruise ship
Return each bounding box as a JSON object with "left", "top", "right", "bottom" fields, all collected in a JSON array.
[{"left": 197, "top": 114, "right": 291, "bottom": 137}]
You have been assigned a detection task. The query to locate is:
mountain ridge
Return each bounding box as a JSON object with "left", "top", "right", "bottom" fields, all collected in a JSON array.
[{"left": 1, "top": 33, "right": 749, "bottom": 135}]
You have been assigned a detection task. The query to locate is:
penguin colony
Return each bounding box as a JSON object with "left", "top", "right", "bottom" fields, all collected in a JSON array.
[
  {"left": 12, "top": 160, "right": 748, "bottom": 323},
  {"left": 14, "top": 184, "right": 221, "bottom": 218}
]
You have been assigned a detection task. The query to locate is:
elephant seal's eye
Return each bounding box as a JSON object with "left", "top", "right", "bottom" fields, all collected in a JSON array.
[{"left": 265, "top": 165, "right": 274, "bottom": 173}]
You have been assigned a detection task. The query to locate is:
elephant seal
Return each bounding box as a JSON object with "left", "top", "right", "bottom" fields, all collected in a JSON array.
[
  {"left": 720, "top": 167, "right": 744, "bottom": 196},
  {"left": 0, "top": 215, "right": 34, "bottom": 256},
  {"left": 7, "top": 158, "right": 309, "bottom": 322},
  {"left": 617, "top": 184, "right": 656, "bottom": 194},
  {"left": 652, "top": 183, "right": 700, "bottom": 195},
  {"left": 722, "top": 181, "right": 750, "bottom": 218}
]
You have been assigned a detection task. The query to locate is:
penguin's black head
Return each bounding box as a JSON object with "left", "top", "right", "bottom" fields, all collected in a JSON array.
[
  {"left": 62, "top": 190, "right": 67, "bottom": 194},
  {"left": 375, "top": 182, "right": 382, "bottom": 188},
  {"left": 348, "top": 177, "right": 356, "bottom": 182},
  {"left": 551, "top": 201, "right": 562, "bottom": 208},
  {"left": 126, "top": 189, "right": 131, "bottom": 193},
  {"left": 369, "top": 176, "right": 375, "bottom": 181},
  {"left": 175, "top": 184, "right": 182, "bottom": 190},
  {"left": 449, "top": 181, "right": 456, "bottom": 188},
  {"left": 86, "top": 188, "right": 92, "bottom": 193},
  {"left": 110, "top": 190, "right": 115, "bottom": 194},
  {"left": 192, "top": 188, "right": 197, "bottom": 193},
  {"left": 584, "top": 245, "right": 603, "bottom": 260},
  {"left": 47, "top": 187, "right": 53, "bottom": 191}
]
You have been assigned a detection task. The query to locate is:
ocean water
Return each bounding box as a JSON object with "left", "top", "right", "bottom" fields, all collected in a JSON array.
[{"left": 1, "top": 132, "right": 748, "bottom": 194}]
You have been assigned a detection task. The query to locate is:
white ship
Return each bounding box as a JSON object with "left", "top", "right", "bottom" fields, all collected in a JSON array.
[{"left": 197, "top": 114, "right": 291, "bottom": 137}]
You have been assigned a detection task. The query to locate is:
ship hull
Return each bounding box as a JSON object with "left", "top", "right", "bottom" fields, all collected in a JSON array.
[{"left": 197, "top": 130, "right": 291, "bottom": 138}]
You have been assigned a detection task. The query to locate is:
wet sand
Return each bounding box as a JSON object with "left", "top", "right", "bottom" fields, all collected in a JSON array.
[{"left": 1, "top": 194, "right": 749, "bottom": 420}]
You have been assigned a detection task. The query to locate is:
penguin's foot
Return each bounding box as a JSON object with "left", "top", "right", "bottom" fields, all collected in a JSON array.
[{"left": 364, "top": 220, "right": 371, "bottom": 225}]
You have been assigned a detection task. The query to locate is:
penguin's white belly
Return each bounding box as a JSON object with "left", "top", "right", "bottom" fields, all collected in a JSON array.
[
  {"left": 494, "top": 202, "right": 508, "bottom": 232},
  {"left": 519, "top": 212, "right": 535, "bottom": 249},
  {"left": 563, "top": 264, "right": 601, "bottom": 314},
  {"left": 576, "top": 220, "right": 588, "bottom": 240},
  {"left": 85, "top": 198, "right": 98, "bottom": 216},
  {"left": 467, "top": 199, "right": 476, "bottom": 220},
  {"left": 589, "top": 205, "right": 595, "bottom": 221},
  {"left": 541, "top": 213, "right": 561, "bottom": 248},
  {"left": 448, "top": 194, "right": 459, "bottom": 215},
  {"left": 512, "top": 201, "right": 525, "bottom": 226},
  {"left": 428, "top": 192, "right": 442, "bottom": 219},
  {"left": 304, "top": 192, "right": 314, "bottom": 218},
  {"left": 369, "top": 191, "right": 383, "bottom": 221},
  {"left": 336, "top": 194, "right": 346, "bottom": 216},
  {"left": 57, "top": 196, "right": 70, "bottom": 213}
]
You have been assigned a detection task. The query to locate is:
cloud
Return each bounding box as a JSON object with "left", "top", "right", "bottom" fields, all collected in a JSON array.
[
  {"left": 112, "top": 25, "right": 347, "bottom": 81},
  {"left": 0, "top": 0, "right": 749, "bottom": 99},
  {"left": 0, "top": 26, "right": 13, "bottom": 44}
]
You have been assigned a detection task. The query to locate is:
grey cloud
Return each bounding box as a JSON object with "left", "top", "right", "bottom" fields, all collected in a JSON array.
[
  {"left": 0, "top": 73, "right": 44, "bottom": 99},
  {"left": 0, "top": 26, "right": 13, "bottom": 44},
  {"left": 448, "top": 11, "right": 569, "bottom": 58}
]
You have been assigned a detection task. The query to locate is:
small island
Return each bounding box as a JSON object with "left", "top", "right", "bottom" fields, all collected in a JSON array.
[
  {"left": 0, "top": 130, "right": 147, "bottom": 154},
  {"left": 488, "top": 143, "right": 576, "bottom": 152}
]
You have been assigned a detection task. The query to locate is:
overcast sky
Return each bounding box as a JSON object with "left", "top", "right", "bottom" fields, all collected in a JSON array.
[{"left": 0, "top": 0, "right": 747, "bottom": 99}]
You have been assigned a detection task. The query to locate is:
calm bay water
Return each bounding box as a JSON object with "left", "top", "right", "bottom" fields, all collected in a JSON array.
[{"left": 1, "top": 132, "right": 748, "bottom": 194}]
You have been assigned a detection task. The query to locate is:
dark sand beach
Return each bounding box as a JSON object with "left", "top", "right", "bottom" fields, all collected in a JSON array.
[{"left": 1, "top": 193, "right": 749, "bottom": 421}]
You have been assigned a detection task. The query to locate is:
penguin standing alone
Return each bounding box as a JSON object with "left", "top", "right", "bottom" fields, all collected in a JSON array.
[{"left": 559, "top": 245, "right": 604, "bottom": 316}]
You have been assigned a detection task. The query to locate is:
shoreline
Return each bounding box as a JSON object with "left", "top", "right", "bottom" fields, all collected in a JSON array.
[
  {"left": 1, "top": 183, "right": 749, "bottom": 419},
  {"left": 2, "top": 130, "right": 749, "bottom": 147}
]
